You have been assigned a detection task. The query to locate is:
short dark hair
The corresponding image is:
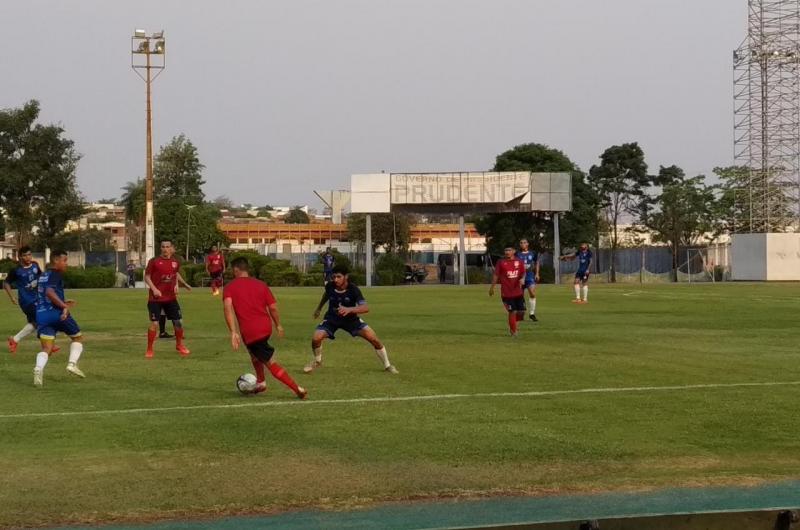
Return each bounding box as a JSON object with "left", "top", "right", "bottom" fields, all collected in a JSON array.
[
  {"left": 331, "top": 264, "right": 349, "bottom": 276},
  {"left": 231, "top": 257, "right": 249, "bottom": 272},
  {"left": 50, "top": 250, "right": 68, "bottom": 263},
  {"left": 19, "top": 245, "right": 31, "bottom": 254},
  {"left": 160, "top": 239, "right": 173, "bottom": 245}
]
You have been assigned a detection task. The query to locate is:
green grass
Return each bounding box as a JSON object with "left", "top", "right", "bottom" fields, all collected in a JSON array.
[{"left": 1, "top": 283, "right": 799, "bottom": 527}]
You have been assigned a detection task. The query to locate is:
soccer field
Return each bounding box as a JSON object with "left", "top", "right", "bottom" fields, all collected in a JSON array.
[{"left": 1, "top": 283, "right": 799, "bottom": 528}]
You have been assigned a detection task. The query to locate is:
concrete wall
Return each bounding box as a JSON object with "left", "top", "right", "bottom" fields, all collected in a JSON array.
[{"left": 731, "top": 233, "right": 800, "bottom": 281}]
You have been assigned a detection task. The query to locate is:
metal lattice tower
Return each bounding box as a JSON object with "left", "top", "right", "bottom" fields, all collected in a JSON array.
[{"left": 733, "top": 0, "right": 800, "bottom": 233}]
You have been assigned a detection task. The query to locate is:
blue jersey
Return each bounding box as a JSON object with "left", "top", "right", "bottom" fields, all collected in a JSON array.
[
  {"left": 324, "top": 281, "right": 366, "bottom": 323},
  {"left": 6, "top": 262, "right": 42, "bottom": 308},
  {"left": 36, "top": 269, "right": 66, "bottom": 314},
  {"left": 516, "top": 251, "right": 538, "bottom": 278},
  {"left": 322, "top": 254, "right": 335, "bottom": 272},
  {"left": 576, "top": 249, "right": 593, "bottom": 273}
]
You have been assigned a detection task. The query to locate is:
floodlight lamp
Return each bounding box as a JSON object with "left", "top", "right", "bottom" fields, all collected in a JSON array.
[
  {"left": 134, "top": 29, "right": 146, "bottom": 38},
  {"left": 137, "top": 41, "right": 150, "bottom": 53},
  {"left": 152, "top": 30, "right": 163, "bottom": 39},
  {"left": 154, "top": 40, "right": 165, "bottom": 54}
]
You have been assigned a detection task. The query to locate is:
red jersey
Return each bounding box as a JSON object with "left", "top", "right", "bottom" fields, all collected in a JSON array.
[
  {"left": 223, "top": 277, "right": 277, "bottom": 344},
  {"left": 205, "top": 252, "right": 224, "bottom": 273},
  {"left": 146, "top": 256, "right": 181, "bottom": 302},
  {"left": 495, "top": 258, "right": 524, "bottom": 298}
]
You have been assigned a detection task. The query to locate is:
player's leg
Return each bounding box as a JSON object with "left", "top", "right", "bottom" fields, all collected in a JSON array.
[
  {"left": 146, "top": 303, "right": 161, "bottom": 357},
  {"left": 304, "top": 328, "right": 330, "bottom": 373},
  {"left": 573, "top": 276, "right": 581, "bottom": 302},
  {"left": 33, "top": 324, "right": 57, "bottom": 387},
  {"left": 501, "top": 298, "right": 518, "bottom": 335},
  {"left": 356, "top": 325, "right": 397, "bottom": 373},
  {"left": 526, "top": 283, "right": 538, "bottom": 321},
  {"left": 249, "top": 339, "right": 307, "bottom": 398},
  {"left": 164, "top": 301, "right": 189, "bottom": 356},
  {"left": 61, "top": 317, "right": 85, "bottom": 378},
  {"left": 8, "top": 304, "right": 37, "bottom": 353},
  {"left": 581, "top": 276, "right": 589, "bottom": 303}
]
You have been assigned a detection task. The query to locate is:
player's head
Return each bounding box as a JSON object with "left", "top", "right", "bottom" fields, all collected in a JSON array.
[
  {"left": 325, "top": 247, "right": 331, "bottom": 253},
  {"left": 18, "top": 245, "right": 32, "bottom": 265},
  {"left": 331, "top": 264, "right": 349, "bottom": 288},
  {"left": 231, "top": 257, "right": 250, "bottom": 277},
  {"left": 580, "top": 242, "right": 589, "bottom": 251},
  {"left": 503, "top": 246, "right": 516, "bottom": 259},
  {"left": 519, "top": 238, "right": 529, "bottom": 251},
  {"left": 50, "top": 250, "right": 68, "bottom": 272},
  {"left": 210, "top": 245, "right": 218, "bottom": 253},
  {"left": 160, "top": 240, "right": 174, "bottom": 258}
]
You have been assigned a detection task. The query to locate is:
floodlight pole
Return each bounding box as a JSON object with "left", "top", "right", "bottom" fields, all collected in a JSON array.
[
  {"left": 458, "top": 215, "right": 466, "bottom": 286},
  {"left": 553, "top": 213, "right": 561, "bottom": 285},
  {"left": 365, "top": 213, "right": 373, "bottom": 287}
]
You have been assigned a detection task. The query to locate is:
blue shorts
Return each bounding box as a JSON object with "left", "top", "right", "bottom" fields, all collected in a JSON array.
[
  {"left": 523, "top": 273, "right": 536, "bottom": 288},
  {"left": 36, "top": 310, "right": 82, "bottom": 340},
  {"left": 575, "top": 270, "right": 590, "bottom": 282},
  {"left": 21, "top": 303, "right": 37, "bottom": 324},
  {"left": 316, "top": 318, "right": 369, "bottom": 339}
]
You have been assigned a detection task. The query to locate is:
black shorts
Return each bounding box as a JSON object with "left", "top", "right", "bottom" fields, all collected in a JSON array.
[
  {"left": 245, "top": 337, "right": 275, "bottom": 363},
  {"left": 210, "top": 270, "right": 223, "bottom": 280},
  {"left": 502, "top": 296, "right": 525, "bottom": 312},
  {"left": 148, "top": 300, "right": 182, "bottom": 322},
  {"left": 316, "top": 318, "right": 369, "bottom": 339},
  {"left": 21, "top": 303, "right": 37, "bottom": 324}
]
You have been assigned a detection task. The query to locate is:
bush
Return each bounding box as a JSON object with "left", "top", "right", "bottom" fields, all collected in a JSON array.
[
  {"left": 271, "top": 269, "right": 303, "bottom": 287},
  {"left": 0, "top": 259, "right": 16, "bottom": 275},
  {"left": 375, "top": 253, "right": 406, "bottom": 286},
  {"left": 228, "top": 251, "right": 270, "bottom": 279},
  {"left": 63, "top": 267, "right": 116, "bottom": 288},
  {"left": 466, "top": 266, "right": 489, "bottom": 284},
  {"left": 349, "top": 268, "right": 367, "bottom": 286},
  {"left": 193, "top": 271, "right": 209, "bottom": 287},
  {"left": 327, "top": 249, "right": 352, "bottom": 272},
  {"left": 180, "top": 264, "right": 206, "bottom": 287},
  {"left": 302, "top": 272, "right": 325, "bottom": 286},
  {"left": 538, "top": 264, "right": 555, "bottom": 284}
]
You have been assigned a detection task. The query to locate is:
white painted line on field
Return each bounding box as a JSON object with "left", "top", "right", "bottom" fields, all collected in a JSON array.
[{"left": 2, "top": 380, "right": 799, "bottom": 420}]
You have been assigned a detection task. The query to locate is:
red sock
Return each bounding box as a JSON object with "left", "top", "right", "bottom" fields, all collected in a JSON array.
[
  {"left": 175, "top": 328, "right": 184, "bottom": 346},
  {"left": 508, "top": 313, "right": 517, "bottom": 333},
  {"left": 147, "top": 329, "right": 157, "bottom": 350},
  {"left": 516, "top": 312, "right": 524, "bottom": 322},
  {"left": 250, "top": 355, "right": 266, "bottom": 383},
  {"left": 268, "top": 362, "right": 300, "bottom": 394}
]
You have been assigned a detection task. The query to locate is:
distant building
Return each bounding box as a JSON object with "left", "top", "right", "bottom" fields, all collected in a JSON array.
[{"left": 65, "top": 203, "right": 128, "bottom": 250}]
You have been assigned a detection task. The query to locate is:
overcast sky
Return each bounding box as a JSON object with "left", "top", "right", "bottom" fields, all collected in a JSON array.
[{"left": 4, "top": 0, "right": 746, "bottom": 208}]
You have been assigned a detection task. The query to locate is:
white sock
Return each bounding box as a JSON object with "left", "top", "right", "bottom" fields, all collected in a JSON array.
[
  {"left": 313, "top": 347, "right": 322, "bottom": 362},
  {"left": 13, "top": 323, "right": 36, "bottom": 343},
  {"left": 529, "top": 298, "right": 536, "bottom": 315},
  {"left": 582, "top": 286, "right": 588, "bottom": 301},
  {"left": 374, "top": 346, "right": 391, "bottom": 369},
  {"left": 35, "top": 351, "right": 49, "bottom": 371},
  {"left": 574, "top": 285, "right": 581, "bottom": 299},
  {"left": 68, "top": 342, "right": 83, "bottom": 365}
]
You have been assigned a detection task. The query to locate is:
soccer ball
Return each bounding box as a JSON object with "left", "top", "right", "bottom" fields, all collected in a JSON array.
[{"left": 236, "top": 373, "right": 257, "bottom": 394}]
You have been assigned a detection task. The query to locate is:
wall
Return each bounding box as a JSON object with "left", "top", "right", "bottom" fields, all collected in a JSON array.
[
  {"left": 731, "top": 234, "right": 767, "bottom": 281},
  {"left": 766, "top": 233, "right": 800, "bottom": 280}
]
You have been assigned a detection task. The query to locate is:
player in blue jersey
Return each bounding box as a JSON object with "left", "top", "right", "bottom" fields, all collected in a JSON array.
[
  {"left": 516, "top": 239, "right": 541, "bottom": 321},
  {"left": 321, "top": 248, "right": 335, "bottom": 284},
  {"left": 560, "top": 243, "right": 593, "bottom": 304},
  {"left": 4, "top": 246, "right": 44, "bottom": 353},
  {"left": 32, "top": 250, "right": 86, "bottom": 387},
  {"left": 304, "top": 264, "right": 398, "bottom": 374}
]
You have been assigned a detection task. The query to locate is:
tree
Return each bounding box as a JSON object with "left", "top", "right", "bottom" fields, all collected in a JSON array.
[
  {"left": 212, "top": 195, "right": 234, "bottom": 210},
  {"left": 284, "top": 207, "right": 310, "bottom": 224},
  {"left": 154, "top": 134, "right": 205, "bottom": 203},
  {"left": 155, "top": 199, "right": 228, "bottom": 260},
  {"left": 32, "top": 228, "right": 113, "bottom": 252},
  {"left": 0, "top": 100, "right": 85, "bottom": 247},
  {"left": 638, "top": 166, "right": 719, "bottom": 281},
  {"left": 474, "top": 143, "right": 601, "bottom": 256},
  {"left": 347, "top": 213, "right": 415, "bottom": 252},
  {"left": 588, "top": 142, "right": 649, "bottom": 282}
]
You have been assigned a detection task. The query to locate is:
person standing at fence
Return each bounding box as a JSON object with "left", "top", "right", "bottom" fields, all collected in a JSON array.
[
  {"left": 5, "top": 246, "right": 45, "bottom": 353},
  {"left": 145, "top": 240, "right": 193, "bottom": 358},
  {"left": 205, "top": 245, "right": 225, "bottom": 296},
  {"left": 560, "top": 243, "right": 592, "bottom": 304},
  {"left": 516, "top": 239, "right": 540, "bottom": 321},
  {"left": 126, "top": 260, "right": 137, "bottom": 288},
  {"left": 489, "top": 246, "right": 526, "bottom": 337},
  {"left": 321, "top": 248, "right": 335, "bottom": 284}
]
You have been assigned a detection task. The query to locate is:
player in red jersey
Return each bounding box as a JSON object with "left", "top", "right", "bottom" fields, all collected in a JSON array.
[
  {"left": 144, "top": 240, "right": 192, "bottom": 358},
  {"left": 223, "top": 257, "right": 307, "bottom": 398},
  {"left": 488, "top": 246, "right": 526, "bottom": 337},
  {"left": 205, "top": 245, "right": 225, "bottom": 296}
]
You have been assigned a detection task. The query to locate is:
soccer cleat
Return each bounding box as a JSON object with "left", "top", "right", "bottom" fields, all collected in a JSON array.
[
  {"left": 145, "top": 350, "right": 154, "bottom": 359},
  {"left": 8, "top": 337, "right": 18, "bottom": 354},
  {"left": 159, "top": 332, "right": 174, "bottom": 339},
  {"left": 252, "top": 382, "right": 267, "bottom": 395},
  {"left": 33, "top": 367, "right": 43, "bottom": 387},
  {"left": 572, "top": 298, "right": 581, "bottom": 303},
  {"left": 212, "top": 288, "right": 220, "bottom": 296},
  {"left": 176, "top": 344, "right": 191, "bottom": 357},
  {"left": 578, "top": 300, "right": 588, "bottom": 305},
  {"left": 529, "top": 313, "right": 538, "bottom": 322},
  {"left": 303, "top": 358, "right": 322, "bottom": 374},
  {"left": 296, "top": 386, "right": 308, "bottom": 400},
  {"left": 385, "top": 365, "right": 399, "bottom": 375},
  {"left": 66, "top": 363, "right": 85, "bottom": 378},
  {"left": 510, "top": 331, "right": 519, "bottom": 338},
  {"left": 51, "top": 345, "right": 60, "bottom": 354}
]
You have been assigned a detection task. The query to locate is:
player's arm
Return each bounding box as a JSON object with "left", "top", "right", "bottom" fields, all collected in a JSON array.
[
  {"left": 534, "top": 258, "right": 541, "bottom": 281},
  {"left": 223, "top": 297, "right": 241, "bottom": 350},
  {"left": 489, "top": 268, "right": 499, "bottom": 296},
  {"left": 3, "top": 271, "right": 16, "bottom": 304},
  {"left": 266, "top": 302, "right": 285, "bottom": 338},
  {"left": 45, "top": 284, "right": 72, "bottom": 321},
  {"left": 312, "top": 292, "right": 329, "bottom": 319},
  {"left": 338, "top": 300, "right": 368, "bottom": 317},
  {"left": 559, "top": 253, "right": 576, "bottom": 262},
  {"left": 176, "top": 272, "right": 193, "bottom": 291},
  {"left": 143, "top": 261, "right": 162, "bottom": 298}
]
